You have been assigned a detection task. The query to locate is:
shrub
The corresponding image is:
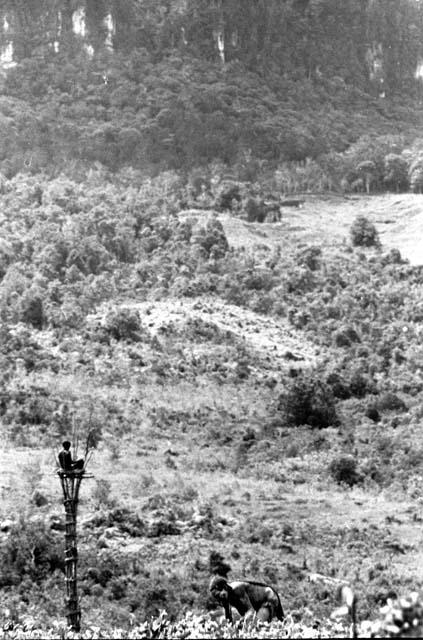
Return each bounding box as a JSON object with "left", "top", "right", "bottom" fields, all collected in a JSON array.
[
  {"left": 0, "top": 517, "right": 63, "bottom": 587},
  {"left": 350, "top": 216, "right": 380, "bottom": 248},
  {"left": 278, "top": 373, "right": 338, "bottom": 429},
  {"left": 103, "top": 308, "right": 144, "bottom": 342},
  {"left": 208, "top": 551, "right": 231, "bottom": 577},
  {"left": 3, "top": 383, "right": 55, "bottom": 434},
  {"left": 365, "top": 404, "right": 381, "bottom": 422},
  {"left": 192, "top": 219, "right": 229, "bottom": 258},
  {"left": 19, "top": 288, "right": 46, "bottom": 329},
  {"left": 296, "top": 246, "right": 322, "bottom": 271},
  {"left": 285, "top": 267, "right": 316, "bottom": 294},
  {"left": 242, "top": 268, "right": 274, "bottom": 292},
  {"left": 325, "top": 371, "right": 351, "bottom": 399},
  {"left": 329, "top": 454, "right": 360, "bottom": 487},
  {"left": 326, "top": 367, "right": 375, "bottom": 400},
  {"left": 334, "top": 325, "right": 361, "bottom": 348},
  {"left": 377, "top": 392, "right": 408, "bottom": 413},
  {"left": 31, "top": 489, "right": 49, "bottom": 507},
  {"left": 245, "top": 196, "right": 266, "bottom": 223},
  {"left": 380, "top": 248, "right": 404, "bottom": 266},
  {"left": 348, "top": 369, "right": 375, "bottom": 397},
  {"left": 215, "top": 181, "right": 242, "bottom": 211}
]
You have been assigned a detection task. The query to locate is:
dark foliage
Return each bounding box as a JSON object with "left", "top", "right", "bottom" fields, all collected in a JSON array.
[
  {"left": 365, "top": 404, "right": 381, "bottom": 423},
  {"left": 103, "top": 308, "right": 144, "bottom": 342},
  {"left": 328, "top": 455, "right": 361, "bottom": 487},
  {"left": 278, "top": 373, "right": 339, "bottom": 429},
  {"left": 208, "top": 551, "right": 231, "bottom": 578},
  {"left": 334, "top": 325, "right": 361, "bottom": 348},
  {"left": 377, "top": 392, "right": 408, "bottom": 413},
  {"left": 350, "top": 216, "right": 381, "bottom": 248},
  {"left": 0, "top": 518, "right": 63, "bottom": 587}
]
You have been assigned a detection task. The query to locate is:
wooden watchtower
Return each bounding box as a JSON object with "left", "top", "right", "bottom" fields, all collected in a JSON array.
[{"left": 56, "top": 440, "right": 94, "bottom": 632}]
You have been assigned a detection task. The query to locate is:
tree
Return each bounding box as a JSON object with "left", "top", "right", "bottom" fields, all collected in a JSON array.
[
  {"left": 383, "top": 153, "right": 408, "bottom": 192},
  {"left": 350, "top": 215, "right": 380, "bottom": 248}
]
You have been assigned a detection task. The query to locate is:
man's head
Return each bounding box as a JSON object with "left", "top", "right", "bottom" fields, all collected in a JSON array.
[
  {"left": 62, "top": 441, "right": 71, "bottom": 450},
  {"left": 210, "top": 575, "right": 230, "bottom": 604}
]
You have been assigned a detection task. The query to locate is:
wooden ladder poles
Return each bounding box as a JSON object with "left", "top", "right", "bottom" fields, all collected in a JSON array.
[{"left": 58, "top": 470, "right": 84, "bottom": 632}]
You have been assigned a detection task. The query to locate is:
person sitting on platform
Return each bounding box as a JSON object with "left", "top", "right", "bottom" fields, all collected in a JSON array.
[{"left": 58, "top": 441, "right": 84, "bottom": 472}]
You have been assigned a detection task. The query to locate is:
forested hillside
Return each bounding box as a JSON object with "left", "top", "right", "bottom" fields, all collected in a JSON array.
[{"left": 0, "top": 1, "right": 423, "bottom": 178}]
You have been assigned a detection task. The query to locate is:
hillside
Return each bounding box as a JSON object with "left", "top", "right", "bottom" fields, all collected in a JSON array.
[{"left": 2, "top": 170, "right": 423, "bottom": 637}]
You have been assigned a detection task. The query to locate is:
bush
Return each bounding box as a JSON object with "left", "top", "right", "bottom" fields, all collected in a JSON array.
[
  {"left": 348, "top": 369, "right": 375, "bottom": 397},
  {"left": 208, "top": 551, "right": 231, "bottom": 577},
  {"left": 380, "top": 248, "right": 404, "bottom": 266},
  {"left": 326, "top": 366, "right": 375, "bottom": 400},
  {"left": 245, "top": 196, "right": 266, "bottom": 223},
  {"left": 103, "top": 308, "right": 144, "bottom": 342},
  {"left": 329, "top": 454, "right": 360, "bottom": 487},
  {"left": 350, "top": 216, "right": 380, "bottom": 248},
  {"left": 3, "top": 383, "right": 55, "bottom": 433},
  {"left": 0, "top": 517, "right": 63, "bottom": 587},
  {"left": 334, "top": 325, "right": 361, "bottom": 348},
  {"left": 296, "top": 246, "right": 322, "bottom": 271},
  {"left": 377, "top": 392, "right": 408, "bottom": 413},
  {"left": 365, "top": 404, "right": 381, "bottom": 422},
  {"left": 192, "top": 219, "right": 229, "bottom": 258},
  {"left": 278, "top": 373, "right": 338, "bottom": 429},
  {"left": 19, "top": 288, "right": 45, "bottom": 329},
  {"left": 325, "top": 371, "right": 351, "bottom": 399},
  {"left": 215, "top": 181, "right": 242, "bottom": 211}
]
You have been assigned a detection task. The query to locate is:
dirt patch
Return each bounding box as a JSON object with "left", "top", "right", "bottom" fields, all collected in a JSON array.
[{"left": 94, "top": 297, "right": 319, "bottom": 371}]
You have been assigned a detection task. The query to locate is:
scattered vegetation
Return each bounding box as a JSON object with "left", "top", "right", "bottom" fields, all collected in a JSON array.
[
  {"left": 2, "top": 1, "right": 423, "bottom": 636},
  {"left": 1, "top": 168, "right": 422, "bottom": 636}
]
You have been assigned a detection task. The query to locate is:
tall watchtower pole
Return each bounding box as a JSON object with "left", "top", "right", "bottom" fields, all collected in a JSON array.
[
  {"left": 56, "top": 435, "right": 94, "bottom": 633},
  {"left": 57, "top": 469, "right": 84, "bottom": 632}
]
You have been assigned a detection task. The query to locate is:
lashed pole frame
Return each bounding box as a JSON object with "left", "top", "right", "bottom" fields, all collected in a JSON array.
[{"left": 58, "top": 470, "right": 84, "bottom": 632}]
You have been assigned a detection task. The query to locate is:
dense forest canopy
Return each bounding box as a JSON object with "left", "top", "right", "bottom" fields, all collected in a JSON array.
[
  {"left": 0, "top": 1, "right": 422, "bottom": 176},
  {"left": 1, "top": 0, "right": 422, "bottom": 91}
]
